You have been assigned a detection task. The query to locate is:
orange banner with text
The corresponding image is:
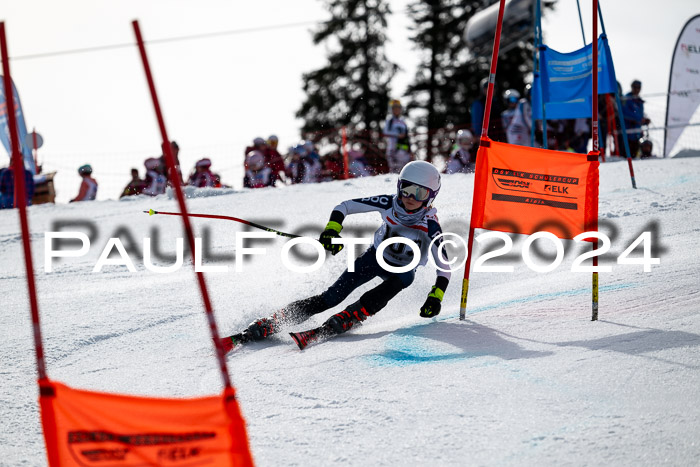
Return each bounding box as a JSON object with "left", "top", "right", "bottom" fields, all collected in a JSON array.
[
  {"left": 471, "top": 139, "right": 599, "bottom": 240},
  {"left": 39, "top": 380, "right": 254, "bottom": 467}
]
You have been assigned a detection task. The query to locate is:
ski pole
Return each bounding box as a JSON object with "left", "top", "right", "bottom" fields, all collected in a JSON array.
[{"left": 145, "top": 209, "right": 302, "bottom": 239}]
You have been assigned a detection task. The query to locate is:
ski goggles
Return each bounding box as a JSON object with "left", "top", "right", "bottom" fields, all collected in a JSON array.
[{"left": 399, "top": 181, "right": 432, "bottom": 202}]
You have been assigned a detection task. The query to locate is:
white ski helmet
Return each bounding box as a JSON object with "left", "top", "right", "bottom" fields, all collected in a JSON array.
[
  {"left": 246, "top": 150, "right": 265, "bottom": 171},
  {"left": 456, "top": 129, "right": 474, "bottom": 148},
  {"left": 397, "top": 160, "right": 441, "bottom": 208},
  {"left": 503, "top": 89, "right": 520, "bottom": 103}
]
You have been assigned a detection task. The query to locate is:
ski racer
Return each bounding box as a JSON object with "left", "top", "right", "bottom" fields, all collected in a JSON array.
[{"left": 223, "top": 160, "right": 451, "bottom": 351}]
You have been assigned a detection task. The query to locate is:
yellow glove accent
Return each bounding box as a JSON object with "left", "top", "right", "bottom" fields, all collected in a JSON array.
[
  {"left": 325, "top": 221, "right": 343, "bottom": 234},
  {"left": 428, "top": 286, "right": 444, "bottom": 302}
]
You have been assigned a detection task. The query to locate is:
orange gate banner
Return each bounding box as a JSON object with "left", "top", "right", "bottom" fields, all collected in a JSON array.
[
  {"left": 39, "top": 380, "right": 254, "bottom": 467},
  {"left": 471, "top": 139, "right": 599, "bottom": 239}
]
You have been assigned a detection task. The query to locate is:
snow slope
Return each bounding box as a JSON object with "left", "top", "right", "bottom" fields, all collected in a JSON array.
[{"left": 1, "top": 156, "right": 699, "bottom": 466}]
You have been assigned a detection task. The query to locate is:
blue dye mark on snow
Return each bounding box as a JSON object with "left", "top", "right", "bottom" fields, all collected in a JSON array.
[
  {"left": 462, "top": 282, "right": 636, "bottom": 316},
  {"left": 366, "top": 332, "right": 476, "bottom": 367},
  {"left": 366, "top": 283, "right": 636, "bottom": 367}
]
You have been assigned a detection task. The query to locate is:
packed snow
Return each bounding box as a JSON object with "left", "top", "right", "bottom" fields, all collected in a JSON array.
[{"left": 1, "top": 156, "right": 699, "bottom": 466}]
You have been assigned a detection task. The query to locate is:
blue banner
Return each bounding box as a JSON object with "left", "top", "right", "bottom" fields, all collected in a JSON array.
[
  {"left": 0, "top": 76, "right": 35, "bottom": 172},
  {"left": 532, "top": 36, "right": 618, "bottom": 120}
]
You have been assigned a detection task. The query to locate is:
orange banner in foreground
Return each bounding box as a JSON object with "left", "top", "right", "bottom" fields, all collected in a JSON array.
[
  {"left": 471, "top": 139, "right": 599, "bottom": 239},
  {"left": 39, "top": 380, "right": 254, "bottom": 467}
]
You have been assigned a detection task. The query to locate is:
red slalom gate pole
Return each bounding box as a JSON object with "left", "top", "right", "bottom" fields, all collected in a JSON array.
[
  {"left": 132, "top": 20, "right": 233, "bottom": 390},
  {"left": 460, "top": 0, "right": 507, "bottom": 321},
  {"left": 479, "top": 0, "right": 507, "bottom": 140},
  {"left": 1, "top": 22, "right": 48, "bottom": 382},
  {"left": 591, "top": 0, "right": 600, "bottom": 321}
]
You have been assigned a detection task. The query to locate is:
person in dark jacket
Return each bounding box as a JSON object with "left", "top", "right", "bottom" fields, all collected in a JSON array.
[
  {"left": 622, "top": 80, "right": 650, "bottom": 158},
  {"left": 471, "top": 77, "right": 505, "bottom": 143},
  {"left": 0, "top": 162, "right": 35, "bottom": 209}
]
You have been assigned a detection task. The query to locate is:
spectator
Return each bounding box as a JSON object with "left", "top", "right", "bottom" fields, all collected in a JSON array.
[
  {"left": 70, "top": 164, "right": 98, "bottom": 203},
  {"left": 0, "top": 161, "right": 35, "bottom": 209},
  {"left": 622, "top": 80, "right": 650, "bottom": 158},
  {"left": 244, "top": 150, "right": 274, "bottom": 188},
  {"left": 120, "top": 168, "right": 145, "bottom": 198},
  {"left": 383, "top": 99, "right": 413, "bottom": 173},
  {"left": 188, "top": 158, "right": 217, "bottom": 187},
  {"left": 471, "top": 77, "right": 505, "bottom": 142},
  {"left": 505, "top": 85, "right": 533, "bottom": 147},
  {"left": 639, "top": 139, "right": 656, "bottom": 159},
  {"left": 571, "top": 118, "right": 591, "bottom": 153},
  {"left": 361, "top": 142, "right": 389, "bottom": 175},
  {"left": 348, "top": 150, "right": 372, "bottom": 178},
  {"left": 320, "top": 151, "right": 345, "bottom": 181},
  {"left": 302, "top": 140, "right": 322, "bottom": 182},
  {"left": 159, "top": 140, "right": 184, "bottom": 186},
  {"left": 287, "top": 144, "right": 311, "bottom": 184},
  {"left": 142, "top": 157, "right": 167, "bottom": 196},
  {"left": 501, "top": 89, "right": 520, "bottom": 131},
  {"left": 445, "top": 129, "right": 475, "bottom": 174},
  {"left": 244, "top": 137, "right": 268, "bottom": 166},
  {"left": 266, "top": 135, "right": 286, "bottom": 184}
]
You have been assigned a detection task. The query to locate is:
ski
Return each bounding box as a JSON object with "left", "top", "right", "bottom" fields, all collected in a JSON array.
[
  {"left": 221, "top": 313, "right": 284, "bottom": 355},
  {"left": 289, "top": 324, "right": 335, "bottom": 350},
  {"left": 220, "top": 331, "right": 253, "bottom": 355}
]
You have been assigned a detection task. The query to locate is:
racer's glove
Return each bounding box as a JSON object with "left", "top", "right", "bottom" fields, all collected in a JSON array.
[
  {"left": 419, "top": 286, "right": 444, "bottom": 318},
  {"left": 319, "top": 221, "right": 344, "bottom": 255}
]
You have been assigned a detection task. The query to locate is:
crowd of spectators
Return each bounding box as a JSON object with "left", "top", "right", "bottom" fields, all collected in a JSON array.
[
  {"left": 1, "top": 78, "right": 655, "bottom": 207},
  {"left": 466, "top": 78, "right": 653, "bottom": 159},
  {"left": 120, "top": 140, "right": 225, "bottom": 199}
]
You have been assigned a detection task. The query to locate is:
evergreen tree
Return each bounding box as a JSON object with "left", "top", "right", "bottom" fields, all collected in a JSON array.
[
  {"left": 405, "top": 0, "right": 556, "bottom": 158},
  {"left": 297, "top": 0, "right": 398, "bottom": 146},
  {"left": 404, "top": 0, "right": 477, "bottom": 160}
]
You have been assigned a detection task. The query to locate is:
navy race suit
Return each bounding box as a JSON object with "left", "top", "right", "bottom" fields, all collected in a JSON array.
[
  {"left": 280, "top": 194, "right": 451, "bottom": 324},
  {"left": 333, "top": 194, "right": 451, "bottom": 273}
]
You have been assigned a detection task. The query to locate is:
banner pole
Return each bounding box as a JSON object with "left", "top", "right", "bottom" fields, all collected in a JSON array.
[
  {"left": 597, "top": 2, "right": 637, "bottom": 187},
  {"left": 591, "top": 0, "right": 600, "bottom": 321},
  {"left": 1, "top": 22, "right": 48, "bottom": 382},
  {"left": 576, "top": 0, "right": 587, "bottom": 47},
  {"left": 132, "top": 20, "right": 233, "bottom": 390},
  {"left": 615, "top": 90, "right": 638, "bottom": 188}
]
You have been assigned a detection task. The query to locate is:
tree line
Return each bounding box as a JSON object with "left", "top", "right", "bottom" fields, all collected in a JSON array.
[{"left": 297, "top": 0, "right": 555, "bottom": 160}]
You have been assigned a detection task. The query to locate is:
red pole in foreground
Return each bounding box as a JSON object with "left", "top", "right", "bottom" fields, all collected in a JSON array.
[
  {"left": 132, "top": 20, "right": 232, "bottom": 389},
  {"left": 1, "top": 22, "right": 48, "bottom": 381},
  {"left": 460, "top": 0, "right": 507, "bottom": 320},
  {"left": 591, "top": 0, "right": 600, "bottom": 321},
  {"left": 480, "top": 0, "right": 507, "bottom": 140}
]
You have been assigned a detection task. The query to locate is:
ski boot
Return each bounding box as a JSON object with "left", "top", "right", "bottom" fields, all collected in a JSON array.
[
  {"left": 246, "top": 312, "right": 284, "bottom": 341},
  {"left": 325, "top": 300, "right": 371, "bottom": 334},
  {"left": 290, "top": 300, "right": 370, "bottom": 350},
  {"left": 221, "top": 330, "right": 253, "bottom": 354}
]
